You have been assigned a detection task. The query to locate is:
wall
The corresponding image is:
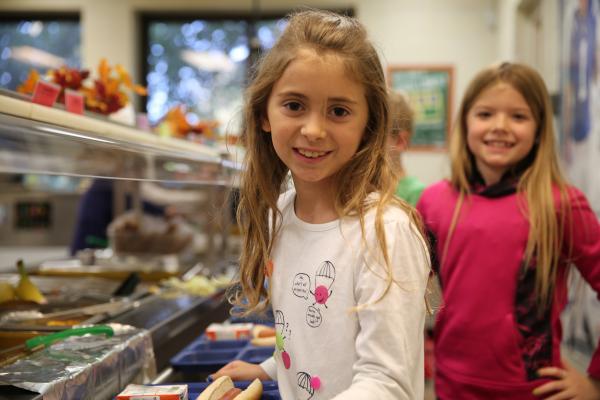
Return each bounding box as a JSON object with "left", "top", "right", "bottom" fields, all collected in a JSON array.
[
  {"left": 0, "top": 0, "right": 502, "bottom": 186},
  {"left": 515, "top": 0, "right": 560, "bottom": 92},
  {"left": 359, "top": 0, "right": 499, "bottom": 184}
]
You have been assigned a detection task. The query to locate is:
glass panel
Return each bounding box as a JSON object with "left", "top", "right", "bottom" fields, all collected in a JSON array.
[
  {"left": 0, "top": 18, "right": 81, "bottom": 91},
  {"left": 0, "top": 112, "right": 226, "bottom": 184}
]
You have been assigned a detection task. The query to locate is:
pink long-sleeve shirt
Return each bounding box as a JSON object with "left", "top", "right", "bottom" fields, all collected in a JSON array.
[{"left": 417, "top": 180, "right": 600, "bottom": 399}]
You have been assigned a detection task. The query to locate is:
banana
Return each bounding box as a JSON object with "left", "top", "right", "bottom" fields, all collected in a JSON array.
[
  {"left": 15, "top": 259, "right": 47, "bottom": 304},
  {"left": 0, "top": 282, "right": 15, "bottom": 303}
]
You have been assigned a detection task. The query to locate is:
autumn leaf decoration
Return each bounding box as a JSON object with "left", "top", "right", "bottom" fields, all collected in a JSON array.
[
  {"left": 16, "top": 59, "right": 146, "bottom": 115},
  {"left": 16, "top": 69, "right": 41, "bottom": 94},
  {"left": 83, "top": 59, "right": 147, "bottom": 115},
  {"left": 162, "top": 105, "right": 219, "bottom": 139},
  {"left": 18, "top": 66, "right": 90, "bottom": 103},
  {"left": 51, "top": 66, "right": 90, "bottom": 90}
]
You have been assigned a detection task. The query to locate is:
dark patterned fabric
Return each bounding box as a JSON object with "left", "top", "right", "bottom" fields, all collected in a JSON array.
[
  {"left": 426, "top": 230, "right": 441, "bottom": 283},
  {"left": 514, "top": 263, "right": 553, "bottom": 380},
  {"left": 467, "top": 147, "right": 535, "bottom": 198}
]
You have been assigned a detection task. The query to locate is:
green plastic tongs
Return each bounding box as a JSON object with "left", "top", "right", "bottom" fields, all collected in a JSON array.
[
  {"left": 24, "top": 325, "right": 114, "bottom": 350},
  {"left": 0, "top": 325, "right": 114, "bottom": 367}
]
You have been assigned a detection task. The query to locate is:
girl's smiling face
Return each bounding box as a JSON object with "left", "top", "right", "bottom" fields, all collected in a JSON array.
[
  {"left": 262, "top": 48, "right": 369, "bottom": 192},
  {"left": 466, "top": 82, "right": 537, "bottom": 185}
]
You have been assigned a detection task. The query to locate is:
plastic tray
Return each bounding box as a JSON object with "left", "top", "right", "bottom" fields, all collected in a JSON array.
[
  {"left": 170, "top": 336, "right": 274, "bottom": 373},
  {"left": 186, "top": 380, "right": 280, "bottom": 400}
]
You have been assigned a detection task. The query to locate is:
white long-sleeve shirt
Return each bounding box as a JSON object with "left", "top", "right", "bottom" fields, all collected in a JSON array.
[{"left": 260, "top": 190, "right": 429, "bottom": 399}]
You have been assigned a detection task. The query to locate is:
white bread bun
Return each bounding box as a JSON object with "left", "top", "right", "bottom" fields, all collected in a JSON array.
[
  {"left": 234, "top": 378, "right": 263, "bottom": 400},
  {"left": 195, "top": 376, "right": 234, "bottom": 400},
  {"left": 252, "top": 325, "right": 276, "bottom": 339},
  {"left": 250, "top": 336, "right": 276, "bottom": 347}
]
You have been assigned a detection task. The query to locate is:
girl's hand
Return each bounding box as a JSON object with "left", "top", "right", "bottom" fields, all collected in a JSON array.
[
  {"left": 533, "top": 359, "right": 600, "bottom": 399},
  {"left": 210, "top": 360, "right": 270, "bottom": 382}
]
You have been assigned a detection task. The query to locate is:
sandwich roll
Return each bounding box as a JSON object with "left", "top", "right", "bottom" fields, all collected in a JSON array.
[
  {"left": 196, "top": 376, "right": 234, "bottom": 400},
  {"left": 234, "top": 378, "right": 263, "bottom": 400},
  {"left": 218, "top": 388, "right": 242, "bottom": 400},
  {"left": 195, "top": 377, "right": 263, "bottom": 400},
  {"left": 250, "top": 336, "right": 276, "bottom": 347},
  {"left": 252, "top": 324, "right": 276, "bottom": 338}
]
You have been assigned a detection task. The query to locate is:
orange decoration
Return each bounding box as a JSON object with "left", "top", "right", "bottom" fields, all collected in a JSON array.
[
  {"left": 16, "top": 69, "right": 40, "bottom": 94},
  {"left": 82, "top": 58, "right": 147, "bottom": 115},
  {"left": 16, "top": 59, "right": 146, "bottom": 116},
  {"left": 265, "top": 260, "right": 274, "bottom": 278},
  {"left": 161, "top": 105, "right": 219, "bottom": 139},
  {"left": 18, "top": 67, "right": 90, "bottom": 104}
]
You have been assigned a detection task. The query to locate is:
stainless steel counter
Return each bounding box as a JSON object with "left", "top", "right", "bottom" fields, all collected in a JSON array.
[{"left": 0, "top": 291, "right": 231, "bottom": 400}]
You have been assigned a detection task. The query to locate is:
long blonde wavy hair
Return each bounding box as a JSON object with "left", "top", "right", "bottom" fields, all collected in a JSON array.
[
  {"left": 447, "top": 62, "right": 571, "bottom": 309},
  {"left": 234, "top": 9, "right": 427, "bottom": 315}
]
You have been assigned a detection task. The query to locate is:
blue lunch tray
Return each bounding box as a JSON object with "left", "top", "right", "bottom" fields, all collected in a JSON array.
[{"left": 170, "top": 336, "right": 274, "bottom": 373}]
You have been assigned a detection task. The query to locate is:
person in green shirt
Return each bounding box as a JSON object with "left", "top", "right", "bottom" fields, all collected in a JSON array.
[{"left": 388, "top": 91, "right": 426, "bottom": 206}]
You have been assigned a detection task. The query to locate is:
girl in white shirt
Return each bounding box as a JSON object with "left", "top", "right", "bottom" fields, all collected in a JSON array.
[{"left": 213, "top": 9, "right": 430, "bottom": 399}]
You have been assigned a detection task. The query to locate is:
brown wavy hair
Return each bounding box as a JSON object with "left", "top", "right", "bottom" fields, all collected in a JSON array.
[
  {"left": 233, "top": 9, "right": 428, "bottom": 315},
  {"left": 447, "top": 62, "right": 571, "bottom": 309}
]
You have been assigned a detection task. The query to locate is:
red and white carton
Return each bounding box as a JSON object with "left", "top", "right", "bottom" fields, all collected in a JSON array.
[
  {"left": 116, "top": 384, "right": 187, "bottom": 400},
  {"left": 205, "top": 322, "right": 253, "bottom": 341},
  {"left": 64, "top": 89, "right": 84, "bottom": 115},
  {"left": 31, "top": 80, "right": 61, "bottom": 107}
]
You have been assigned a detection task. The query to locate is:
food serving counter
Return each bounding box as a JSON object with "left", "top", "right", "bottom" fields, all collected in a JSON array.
[
  {"left": 0, "top": 90, "right": 241, "bottom": 399},
  {"left": 0, "top": 288, "right": 232, "bottom": 400}
]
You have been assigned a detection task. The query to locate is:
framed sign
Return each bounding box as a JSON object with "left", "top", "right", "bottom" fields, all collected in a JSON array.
[{"left": 387, "top": 65, "right": 454, "bottom": 150}]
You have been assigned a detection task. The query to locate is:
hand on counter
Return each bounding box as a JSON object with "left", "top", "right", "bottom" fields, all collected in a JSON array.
[{"left": 210, "top": 360, "right": 270, "bottom": 382}]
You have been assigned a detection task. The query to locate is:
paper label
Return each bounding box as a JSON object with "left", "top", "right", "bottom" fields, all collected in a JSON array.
[{"left": 31, "top": 80, "right": 61, "bottom": 107}]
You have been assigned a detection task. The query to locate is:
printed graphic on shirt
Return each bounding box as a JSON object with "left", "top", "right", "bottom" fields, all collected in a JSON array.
[
  {"left": 297, "top": 371, "right": 316, "bottom": 400},
  {"left": 312, "top": 261, "right": 335, "bottom": 308},
  {"left": 275, "top": 309, "right": 292, "bottom": 369},
  {"left": 292, "top": 273, "right": 311, "bottom": 300},
  {"left": 292, "top": 261, "right": 336, "bottom": 328},
  {"left": 306, "top": 305, "right": 322, "bottom": 328}
]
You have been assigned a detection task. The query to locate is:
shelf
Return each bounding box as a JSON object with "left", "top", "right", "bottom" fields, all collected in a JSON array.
[{"left": 0, "top": 94, "right": 237, "bottom": 185}]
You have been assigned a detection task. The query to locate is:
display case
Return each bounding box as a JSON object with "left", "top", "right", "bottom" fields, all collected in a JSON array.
[{"left": 0, "top": 92, "right": 240, "bottom": 399}]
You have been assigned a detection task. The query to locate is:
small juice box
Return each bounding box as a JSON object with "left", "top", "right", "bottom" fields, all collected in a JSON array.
[
  {"left": 205, "top": 323, "right": 253, "bottom": 341},
  {"left": 116, "top": 384, "right": 187, "bottom": 400}
]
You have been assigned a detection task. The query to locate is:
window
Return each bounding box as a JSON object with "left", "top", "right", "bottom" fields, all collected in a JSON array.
[
  {"left": 0, "top": 13, "right": 80, "bottom": 92},
  {"left": 141, "top": 13, "right": 288, "bottom": 135}
]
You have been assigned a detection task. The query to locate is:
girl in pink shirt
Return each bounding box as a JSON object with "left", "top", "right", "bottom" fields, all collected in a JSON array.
[{"left": 417, "top": 62, "right": 600, "bottom": 399}]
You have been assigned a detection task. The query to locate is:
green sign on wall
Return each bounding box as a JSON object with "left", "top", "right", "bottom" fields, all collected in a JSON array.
[{"left": 388, "top": 66, "right": 453, "bottom": 149}]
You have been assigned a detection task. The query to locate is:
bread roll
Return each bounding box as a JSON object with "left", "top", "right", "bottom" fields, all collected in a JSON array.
[
  {"left": 252, "top": 324, "right": 276, "bottom": 338},
  {"left": 250, "top": 336, "right": 276, "bottom": 347},
  {"left": 234, "top": 379, "right": 262, "bottom": 400},
  {"left": 195, "top": 377, "right": 263, "bottom": 400},
  {"left": 195, "top": 376, "right": 234, "bottom": 400}
]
